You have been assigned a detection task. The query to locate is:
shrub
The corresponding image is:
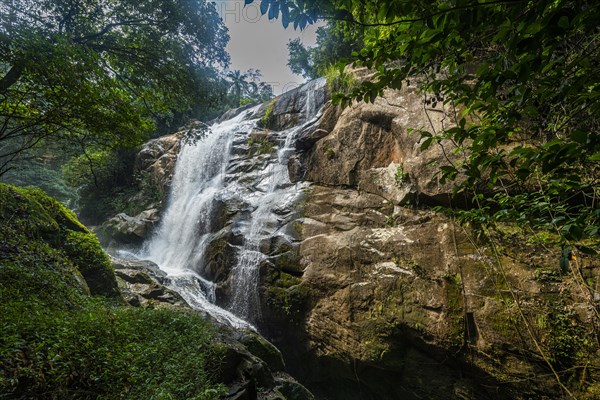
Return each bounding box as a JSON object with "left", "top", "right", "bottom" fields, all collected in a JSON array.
[{"left": 0, "top": 301, "right": 226, "bottom": 400}]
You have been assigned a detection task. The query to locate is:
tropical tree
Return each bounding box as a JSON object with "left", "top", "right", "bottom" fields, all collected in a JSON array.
[
  {"left": 0, "top": 0, "right": 229, "bottom": 176},
  {"left": 247, "top": 0, "right": 600, "bottom": 248},
  {"left": 287, "top": 20, "right": 364, "bottom": 79},
  {"left": 226, "top": 69, "right": 251, "bottom": 107},
  {"left": 226, "top": 68, "right": 273, "bottom": 107}
]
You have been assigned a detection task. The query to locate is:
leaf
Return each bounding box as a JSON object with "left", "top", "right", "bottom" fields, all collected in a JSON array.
[
  {"left": 260, "top": 0, "right": 269, "bottom": 15},
  {"left": 589, "top": 152, "right": 600, "bottom": 161},
  {"left": 281, "top": 4, "right": 290, "bottom": 28},
  {"left": 268, "top": 2, "right": 279, "bottom": 20},
  {"left": 420, "top": 137, "right": 434, "bottom": 151},
  {"left": 569, "top": 129, "right": 588, "bottom": 145},
  {"left": 575, "top": 245, "right": 597, "bottom": 255},
  {"left": 525, "top": 22, "right": 542, "bottom": 35},
  {"left": 557, "top": 16, "right": 569, "bottom": 30}
]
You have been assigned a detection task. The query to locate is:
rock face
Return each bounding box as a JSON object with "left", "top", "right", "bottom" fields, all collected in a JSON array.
[
  {"left": 257, "top": 79, "right": 600, "bottom": 399},
  {"left": 296, "top": 78, "right": 463, "bottom": 207},
  {"left": 135, "top": 132, "right": 181, "bottom": 195},
  {"left": 98, "top": 126, "right": 191, "bottom": 248}
]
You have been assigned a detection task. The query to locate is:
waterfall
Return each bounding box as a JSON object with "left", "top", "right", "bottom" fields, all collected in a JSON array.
[{"left": 139, "top": 78, "right": 326, "bottom": 327}]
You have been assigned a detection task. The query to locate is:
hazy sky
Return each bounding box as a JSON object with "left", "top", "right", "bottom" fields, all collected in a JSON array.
[{"left": 213, "top": 1, "right": 323, "bottom": 95}]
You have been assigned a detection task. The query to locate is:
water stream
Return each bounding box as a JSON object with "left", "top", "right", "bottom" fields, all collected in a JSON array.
[{"left": 138, "top": 79, "right": 326, "bottom": 328}]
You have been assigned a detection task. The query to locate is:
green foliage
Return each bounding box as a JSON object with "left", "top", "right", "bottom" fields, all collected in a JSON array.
[
  {"left": 1, "top": 160, "right": 79, "bottom": 207},
  {"left": 324, "top": 64, "right": 357, "bottom": 95},
  {"left": 63, "top": 148, "right": 137, "bottom": 224},
  {"left": 137, "top": 171, "right": 166, "bottom": 209},
  {"left": 0, "top": 0, "right": 229, "bottom": 175},
  {"left": 0, "top": 182, "right": 225, "bottom": 399},
  {"left": 247, "top": 136, "right": 275, "bottom": 156},
  {"left": 541, "top": 302, "right": 590, "bottom": 368},
  {"left": 0, "top": 301, "right": 226, "bottom": 400},
  {"left": 225, "top": 69, "right": 274, "bottom": 108},
  {"left": 288, "top": 20, "right": 364, "bottom": 79},
  {"left": 287, "top": 38, "right": 316, "bottom": 79},
  {"left": 393, "top": 164, "right": 409, "bottom": 186},
  {"left": 257, "top": 100, "right": 277, "bottom": 130}
]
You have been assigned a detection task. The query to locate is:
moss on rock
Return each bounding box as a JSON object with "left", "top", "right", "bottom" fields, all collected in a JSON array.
[
  {"left": 265, "top": 268, "right": 311, "bottom": 321},
  {"left": 0, "top": 183, "right": 119, "bottom": 299}
]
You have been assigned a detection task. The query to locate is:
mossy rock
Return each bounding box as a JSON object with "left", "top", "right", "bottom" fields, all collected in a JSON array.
[
  {"left": 237, "top": 330, "right": 286, "bottom": 372},
  {"left": 0, "top": 183, "right": 119, "bottom": 300},
  {"left": 265, "top": 268, "right": 312, "bottom": 321}
]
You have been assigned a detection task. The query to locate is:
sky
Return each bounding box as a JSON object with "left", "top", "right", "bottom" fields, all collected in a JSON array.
[{"left": 213, "top": 1, "right": 324, "bottom": 95}]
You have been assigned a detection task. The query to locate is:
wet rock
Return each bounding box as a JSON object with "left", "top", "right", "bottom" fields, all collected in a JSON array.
[
  {"left": 215, "top": 103, "right": 257, "bottom": 124},
  {"left": 274, "top": 375, "right": 315, "bottom": 400},
  {"left": 100, "top": 209, "right": 159, "bottom": 245},
  {"left": 287, "top": 155, "right": 304, "bottom": 183},
  {"left": 252, "top": 79, "right": 328, "bottom": 132},
  {"left": 236, "top": 331, "right": 286, "bottom": 372},
  {"left": 203, "top": 228, "right": 238, "bottom": 283},
  {"left": 218, "top": 328, "right": 319, "bottom": 400},
  {"left": 111, "top": 256, "right": 187, "bottom": 308}
]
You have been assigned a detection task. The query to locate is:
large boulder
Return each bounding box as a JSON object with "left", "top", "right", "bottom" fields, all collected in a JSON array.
[
  {"left": 111, "top": 256, "right": 187, "bottom": 308},
  {"left": 295, "top": 75, "right": 465, "bottom": 207},
  {"left": 100, "top": 209, "right": 160, "bottom": 246},
  {"left": 260, "top": 184, "right": 600, "bottom": 399},
  {"left": 0, "top": 183, "right": 120, "bottom": 299}
]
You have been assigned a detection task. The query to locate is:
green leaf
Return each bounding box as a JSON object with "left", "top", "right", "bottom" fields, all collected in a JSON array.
[
  {"left": 588, "top": 152, "right": 600, "bottom": 161},
  {"left": 558, "top": 16, "right": 569, "bottom": 30},
  {"left": 420, "top": 137, "right": 434, "bottom": 150},
  {"left": 575, "top": 245, "right": 597, "bottom": 255}
]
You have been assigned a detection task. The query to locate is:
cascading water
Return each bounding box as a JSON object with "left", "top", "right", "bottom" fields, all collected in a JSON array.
[{"left": 139, "top": 78, "right": 327, "bottom": 327}]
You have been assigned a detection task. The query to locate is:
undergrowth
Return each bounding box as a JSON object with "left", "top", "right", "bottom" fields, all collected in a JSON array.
[
  {"left": 0, "top": 301, "right": 226, "bottom": 400},
  {"left": 0, "top": 183, "right": 226, "bottom": 399}
]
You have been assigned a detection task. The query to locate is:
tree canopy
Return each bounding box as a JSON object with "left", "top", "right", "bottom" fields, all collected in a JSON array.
[
  {"left": 0, "top": 0, "right": 229, "bottom": 175},
  {"left": 226, "top": 69, "right": 274, "bottom": 107},
  {"left": 287, "top": 20, "right": 364, "bottom": 79},
  {"left": 249, "top": 0, "right": 600, "bottom": 249}
]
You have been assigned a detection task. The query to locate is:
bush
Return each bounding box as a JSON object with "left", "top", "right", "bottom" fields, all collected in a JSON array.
[{"left": 0, "top": 301, "right": 226, "bottom": 400}]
